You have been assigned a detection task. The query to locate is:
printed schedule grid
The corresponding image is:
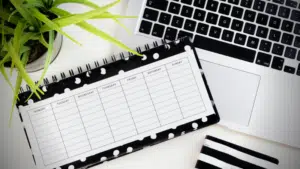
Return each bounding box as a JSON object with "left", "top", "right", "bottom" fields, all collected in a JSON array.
[{"left": 26, "top": 57, "right": 207, "bottom": 166}]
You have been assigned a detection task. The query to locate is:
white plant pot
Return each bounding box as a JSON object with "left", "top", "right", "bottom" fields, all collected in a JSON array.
[{"left": 26, "top": 34, "right": 63, "bottom": 72}]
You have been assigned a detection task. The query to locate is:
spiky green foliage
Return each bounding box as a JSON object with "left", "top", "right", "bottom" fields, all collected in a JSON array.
[{"left": 0, "top": 0, "right": 139, "bottom": 124}]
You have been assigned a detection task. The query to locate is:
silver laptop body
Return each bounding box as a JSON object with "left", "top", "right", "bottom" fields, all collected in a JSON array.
[{"left": 117, "top": 0, "right": 300, "bottom": 148}]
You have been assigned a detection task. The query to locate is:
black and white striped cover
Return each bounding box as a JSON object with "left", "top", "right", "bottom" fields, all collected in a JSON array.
[{"left": 195, "top": 136, "right": 279, "bottom": 169}]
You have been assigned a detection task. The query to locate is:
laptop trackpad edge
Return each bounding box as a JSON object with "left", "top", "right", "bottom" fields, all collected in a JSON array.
[{"left": 201, "top": 61, "right": 260, "bottom": 126}]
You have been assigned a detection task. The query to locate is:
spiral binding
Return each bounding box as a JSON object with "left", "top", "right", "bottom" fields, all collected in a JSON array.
[{"left": 19, "top": 39, "right": 167, "bottom": 94}]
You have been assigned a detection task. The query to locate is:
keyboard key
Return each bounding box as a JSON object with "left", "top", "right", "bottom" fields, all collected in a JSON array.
[
  {"left": 285, "top": 47, "right": 297, "bottom": 59},
  {"left": 194, "top": 35, "right": 256, "bottom": 62},
  {"left": 209, "top": 26, "right": 222, "bottom": 38},
  {"left": 256, "top": 13, "right": 269, "bottom": 25},
  {"left": 241, "top": 0, "right": 253, "bottom": 8},
  {"left": 206, "top": 12, "right": 219, "bottom": 24},
  {"left": 253, "top": 0, "right": 266, "bottom": 12},
  {"left": 294, "top": 24, "right": 300, "bottom": 35},
  {"left": 169, "top": 2, "right": 181, "bottom": 14},
  {"left": 281, "top": 33, "right": 294, "bottom": 45},
  {"left": 271, "top": 56, "right": 284, "bottom": 70},
  {"left": 143, "top": 8, "right": 159, "bottom": 21},
  {"left": 244, "top": 10, "right": 256, "bottom": 22},
  {"left": 231, "top": 19, "right": 244, "bottom": 31},
  {"left": 284, "top": 66, "right": 296, "bottom": 74},
  {"left": 206, "top": 0, "right": 219, "bottom": 12},
  {"left": 269, "top": 30, "right": 281, "bottom": 42},
  {"left": 269, "top": 17, "right": 281, "bottom": 29},
  {"left": 197, "top": 23, "right": 209, "bottom": 35},
  {"left": 278, "top": 7, "right": 291, "bottom": 18},
  {"left": 147, "top": 0, "right": 169, "bottom": 10},
  {"left": 286, "top": 0, "right": 298, "bottom": 8},
  {"left": 228, "top": 0, "right": 240, "bottom": 5},
  {"left": 178, "top": 30, "right": 193, "bottom": 39},
  {"left": 256, "top": 52, "right": 272, "bottom": 67},
  {"left": 291, "top": 10, "right": 300, "bottom": 22},
  {"left": 294, "top": 36, "right": 300, "bottom": 47},
  {"left": 298, "top": 51, "right": 300, "bottom": 61},
  {"left": 247, "top": 36, "right": 259, "bottom": 49},
  {"left": 219, "top": 3, "right": 231, "bottom": 15},
  {"left": 234, "top": 33, "right": 247, "bottom": 45},
  {"left": 171, "top": 16, "right": 184, "bottom": 28},
  {"left": 152, "top": 24, "right": 165, "bottom": 38},
  {"left": 244, "top": 23, "right": 256, "bottom": 35},
  {"left": 181, "top": 5, "right": 194, "bottom": 17},
  {"left": 281, "top": 20, "right": 294, "bottom": 32},
  {"left": 273, "top": 0, "right": 284, "bottom": 4},
  {"left": 272, "top": 43, "right": 284, "bottom": 55},
  {"left": 159, "top": 13, "right": 172, "bottom": 25},
  {"left": 219, "top": 16, "right": 231, "bottom": 28},
  {"left": 139, "top": 20, "right": 152, "bottom": 34},
  {"left": 266, "top": 3, "right": 278, "bottom": 15},
  {"left": 184, "top": 19, "right": 197, "bottom": 32},
  {"left": 260, "top": 40, "right": 272, "bottom": 52},
  {"left": 165, "top": 27, "right": 178, "bottom": 40},
  {"left": 231, "top": 6, "right": 244, "bottom": 18},
  {"left": 194, "top": 9, "right": 206, "bottom": 21},
  {"left": 181, "top": 0, "right": 193, "bottom": 5},
  {"left": 256, "top": 26, "right": 269, "bottom": 38},
  {"left": 297, "top": 63, "right": 300, "bottom": 75},
  {"left": 222, "top": 30, "right": 234, "bottom": 42},
  {"left": 194, "top": 0, "right": 206, "bottom": 8}
]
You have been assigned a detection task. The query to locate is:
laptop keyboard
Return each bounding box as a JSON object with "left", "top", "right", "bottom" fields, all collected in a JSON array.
[{"left": 138, "top": 0, "right": 300, "bottom": 75}]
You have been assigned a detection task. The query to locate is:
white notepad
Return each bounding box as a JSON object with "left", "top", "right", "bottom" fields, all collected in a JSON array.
[{"left": 17, "top": 39, "right": 219, "bottom": 169}]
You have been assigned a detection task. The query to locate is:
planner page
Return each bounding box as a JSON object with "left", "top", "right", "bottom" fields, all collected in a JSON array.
[{"left": 18, "top": 49, "right": 216, "bottom": 169}]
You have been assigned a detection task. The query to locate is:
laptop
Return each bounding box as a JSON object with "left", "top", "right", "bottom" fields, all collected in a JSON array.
[{"left": 115, "top": 0, "right": 300, "bottom": 148}]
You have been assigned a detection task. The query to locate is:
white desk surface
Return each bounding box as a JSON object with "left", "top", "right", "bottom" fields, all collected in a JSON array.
[{"left": 1, "top": 1, "right": 300, "bottom": 169}]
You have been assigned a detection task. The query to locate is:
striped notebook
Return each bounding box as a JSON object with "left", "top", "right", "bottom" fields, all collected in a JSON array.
[{"left": 195, "top": 136, "right": 279, "bottom": 169}]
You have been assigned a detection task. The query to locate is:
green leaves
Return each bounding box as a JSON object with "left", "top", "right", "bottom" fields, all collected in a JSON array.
[
  {"left": 10, "top": 0, "right": 39, "bottom": 28},
  {"left": 0, "top": 64, "right": 14, "bottom": 92},
  {"left": 39, "top": 31, "right": 54, "bottom": 87},
  {"left": 0, "top": 8, "right": 23, "bottom": 25},
  {"left": 50, "top": 7, "right": 141, "bottom": 56},
  {"left": 0, "top": 53, "right": 10, "bottom": 66},
  {"left": 0, "top": 24, "right": 15, "bottom": 35},
  {"left": 10, "top": 21, "right": 26, "bottom": 76},
  {"left": 31, "top": 8, "right": 81, "bottom": 45},
  {"left": 39, "top": 34, "right": 49, "bottom": 48},
  {"left": 1, "top": 0, "right": 140, "bottom": 121},
  {"left": 43, "top": 0, "right": 120, "bottom": 30},
  {"left": 13, "top": 22, "right": 25, "bottom": 58},
  {"left": 79, "top": 22, "right": 141, "bottom": 56},
  {"left": 9, "top": 50, "right": 29, "bottom": 126},
  {"left": 26, "top": 31, "right": 54, "bottom": 101},
  {"left": 53, "top": 0, "right": 100, "bottom": 9},
  {"left": 0, "top": 0, "right": 4, "bottom": 45},
  {"left": 20, "top": 32, "right": 40, "bottom": 44},
  {"left": 24, "top": 0, "right": 45, "bottom": 8},
  {"left": 51, "top": 0, "right": 133, "bottom": 35},
  {"left": 6, "top": 41, "right": 43, "bottom": 97}
]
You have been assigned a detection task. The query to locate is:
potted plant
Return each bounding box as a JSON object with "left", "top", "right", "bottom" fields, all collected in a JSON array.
[{"left": 0, "top": 0, "right": 140, "bottom": 123}]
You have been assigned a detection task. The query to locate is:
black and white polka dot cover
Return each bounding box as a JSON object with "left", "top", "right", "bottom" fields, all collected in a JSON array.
[
  {"left": 16, "top": 37, "right": 220, "bottom": 169},
  {"left": 195, "top": 135, "right": 279, "bottom": 169}
]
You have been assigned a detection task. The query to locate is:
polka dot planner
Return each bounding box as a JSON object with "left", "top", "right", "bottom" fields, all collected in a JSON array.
[
  {"left": 195, "top": 135, "right": 279, "bottom": 169},
  {"left": 16, "top": 37, "right": 220, "bottom": 169}
]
